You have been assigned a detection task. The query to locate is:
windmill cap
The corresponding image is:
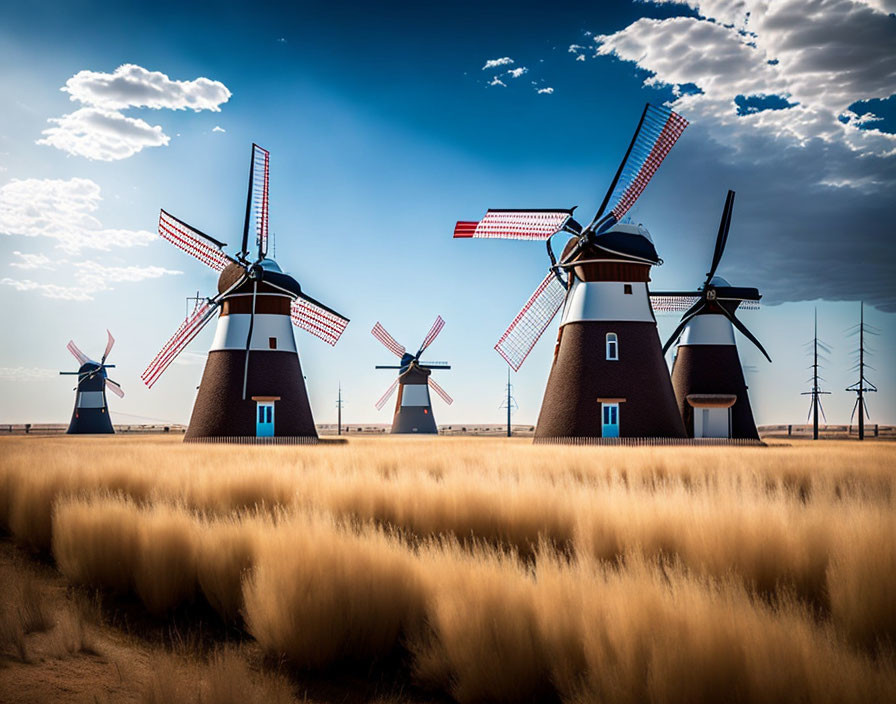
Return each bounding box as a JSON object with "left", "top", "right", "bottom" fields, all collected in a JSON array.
[
  {"left": 592, "top": 222, "right": 660, "bottom": 264},
  {"left": 258, "top": 258, "right": 282, "bottom": 273},
  {"left": 708, "top": 275, "right": 731, "bottom": 287}
]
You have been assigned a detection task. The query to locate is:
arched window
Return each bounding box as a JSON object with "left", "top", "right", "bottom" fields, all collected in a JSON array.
[{"left": 606, "top": 332, "right": 618, "bottom": 361}]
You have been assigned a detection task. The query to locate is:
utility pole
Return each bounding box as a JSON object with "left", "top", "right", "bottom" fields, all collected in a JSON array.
[
  {"left": 499, "top": 367, "right": 518, "bottom": 437},
  {"left": 801, "top": 309, "right": 830, "bottom": 440},
  {"left": 846, "top": 302, "right": 877, "bottom": 441},
  {"left": 336, "top": 382, "right": 344, "bottom": 436}
]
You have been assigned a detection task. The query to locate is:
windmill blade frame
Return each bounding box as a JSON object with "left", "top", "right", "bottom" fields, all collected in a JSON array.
[
  {"left": 372, "top": 322, "right": 406, "bottom": 358},
  {"left": 588, "top": 103, "right": 689, "bottom": 230},
  {"left": 428, "top": 376, "right": 453, "bottom": 405},
  {"left": 240, "top": 144, "right": 270, "bottom": 261},
  {"left": 105, "top": 378, "right": 125, "bottom": 398},
  {"left": 454, "top": 209, "right": 576, "bottom": 241},
  {"left": 66, "top": 340, "right": 90, "bottom": 366},
  {"left": 716, "top": 303, "right": 772, "bottom": 363},
  {"left": 495, "top": 272, "right": 567, "bottom": 371},
  {"left": 102, "top": 329, "right": 115, "bottom": 364},
  {"left": 375, "top": 379, "right": 399, "bottom": 411},
  {"left": 661, "top": 298, "right": 706, "bottom": 354},
  {"left": 706, "top": 190, "right": 735, "bottom": 284},
  {"left": 290, "top": 294, "right": 349, "bottom": 346},
  {"left": 141, "top": 301, "right": 219, "bottom": 388},
  {"left": 418, "top": 315, "right": 445, "bottom": 355},
  {"left": 159, "top": 209, "right": 234, "bottom": 272}
]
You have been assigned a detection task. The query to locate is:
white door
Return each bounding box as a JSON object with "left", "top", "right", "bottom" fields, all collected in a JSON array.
[
  {"left": 694, "top": 407, "right": 729, "bottom": 438},
  {"left": 602, "top": 403, "right": 620, "bottom": 438}
]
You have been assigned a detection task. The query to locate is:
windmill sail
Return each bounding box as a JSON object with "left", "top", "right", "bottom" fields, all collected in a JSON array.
[
  {"left": 454, "top": 209, "right": 575, "bottom": 240},
  {"left": 495, "top": 272, "right": 566, "bottom": 371},
  {"left": 159, "top": 210, "right": 233, "bottom": 272}
]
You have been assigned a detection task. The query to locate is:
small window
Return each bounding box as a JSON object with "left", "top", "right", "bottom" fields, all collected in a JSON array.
[
  {"left": 606, "top": 332, "right": 618, "bottom": 361},
  {"left": 624, "top": 284, "right": 632, "bottom": 295},
  {"left": 269, "top": 337, "right": 277, "bottom": 349}
]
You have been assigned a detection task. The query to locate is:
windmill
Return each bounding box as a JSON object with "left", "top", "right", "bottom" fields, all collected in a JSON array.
[
  {"left": 453, "top": 103, "right": 689, "bottom": 440},
  {"left": 650, "top": 190, "right": 770, "bottom": 439},
  {"left": 845, "top": 301, "right": 878, "bottom": 440},
  {"left": 372, "top": 317, "right": 453, "bottom": 434},
  {"left": 141, "top": 144, "right": 349, "bottom": 441},
  {"left": 801, "top": 308, "right": 831, "bottom": 440},
  {"left": 60, "top": 331, "right": 124, "bottom": 434}
]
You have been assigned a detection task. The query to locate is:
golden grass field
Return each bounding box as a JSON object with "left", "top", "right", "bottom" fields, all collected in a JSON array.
[{"left": 1, "top": 435, "right": 894, "bottom": 703}]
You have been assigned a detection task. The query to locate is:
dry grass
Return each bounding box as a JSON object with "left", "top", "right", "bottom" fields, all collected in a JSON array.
[
  {"left": 138, "top": 647, "right": 293, "bottom": 704},
  {"left": 1, "top": 435, "right": 895, "bottom": 702}
]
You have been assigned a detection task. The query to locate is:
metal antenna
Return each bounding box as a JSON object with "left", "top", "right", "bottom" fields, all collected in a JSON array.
[
  {"left": 845, "top": 301, "right": 878, "bottom": 440},
  {"left": 185, "top": 290, "right": 203, "bottom": 319},
  {"left": 336, "top": 382, "right": 344, "bottom": 436},
  {"left": 498, "top": 367, "right": 518, "bottom": 437},
  {"left": 801, "top": 308, "right": 830, "bottom": 440}
]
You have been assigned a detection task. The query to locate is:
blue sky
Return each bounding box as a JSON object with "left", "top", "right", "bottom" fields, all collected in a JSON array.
[{"left": 1, "top": 0, "right": 894, "bottom": 427}]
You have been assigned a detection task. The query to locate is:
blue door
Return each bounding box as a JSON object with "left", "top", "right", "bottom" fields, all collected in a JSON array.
[
  {"left": 602, "top": 403, "right": 619, "bottom": 438},
  {"left": 256, "top": 403, "right": 274, "bottom": 437}
]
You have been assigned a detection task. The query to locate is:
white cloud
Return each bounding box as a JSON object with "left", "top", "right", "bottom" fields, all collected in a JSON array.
[
  {"left": 568, "top": 44, "right": 585, "bottom": 53},
  {"left": 212, "top": 125, "right": 226, "bottom": 133},
  {"left": 2, "top": 262, "right": 180, "bottom": 301},
  {"left": 537, "top": 87, "right": 555, "bottom": 95},
  {"left": 507, "top": 67, "right": 528, "bottom": 79},
  {"left": 576, "top": 54, "right": 586, "bottom": 62},
  {"left": 38, "top": 64, "right": 231, "bottom": 160},
  {"left": 482, "top": 57, "right": 514, "bottom": 70},
  {"left": 0, "top": 178, "right": 155, "bottom": 252},
  {"left": 0, "top": 367, "right": 58, "bottom": 381},
  {"left": 489, "top": 76, "right": 507, "bottom": 87},
  {"left": 173, "top": 351, "right": 208, "bottom": 367},
  {"left": 62, "top": 64, "right": 231, "bottom": 112},
  {"left": 594, "top": 2, "right": 896, "bottom": 160},
  {"left": 276, "top": 37, "right": 287, "bottom": 43},
  {"left": 10, "top": 251, "right": 55, "bottom": 270},
  {"left": 37, "top": 107, "right": 169, "bottom": 161}
]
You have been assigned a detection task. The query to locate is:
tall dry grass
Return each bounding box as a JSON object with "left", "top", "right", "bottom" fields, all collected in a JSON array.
[{"left": 2, "top": 435, "right": 895, "bottom": 702}]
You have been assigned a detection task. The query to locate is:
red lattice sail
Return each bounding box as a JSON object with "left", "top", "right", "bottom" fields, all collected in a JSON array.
[
  {"left": 158, "top": 210, "right": 232, "bottom": 272},
  {"left": 67, "top": 340, "right": 90, "bottom": 366},
  {"left": 495, "top": 272, "right": 567, "bottom": 371},
  {"left": 291, "top": 297, "right": 349, "bottom": 346},
  {"left": 249, "top": 144, "right": 270, "bottom": 258},
  {"left": 454, "top": 209, "right": 573, "bottom": 240},
  {"left": 419, "top": 315, "right": 445, "bottom": 353},
  {"left": 428, "top": 376, "right": 453, "bottom": 405},
  {"left": 650, "top": 295, "right": 701, "bottom": 313},
  {"left": 603, "top": 105, "right": 689, "bottom": 222},
  {"left": 141, "top": 301, "right": 217, "bottom": 388},
  {"left": 372, "top": 322, "right": 406, "bottom": 357},
  {"left": 375, "top": 379, "right": 399, "bottom": 410}
]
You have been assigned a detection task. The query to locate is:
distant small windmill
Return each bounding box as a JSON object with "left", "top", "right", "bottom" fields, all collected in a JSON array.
[
  {"left": 60, "top": 331, "right": 124, "bottom": 434},
  {"left": 845, "top": 302, "right": 877, "bottom": 440},
  {"left": 801, "top": 308, "right": 831, "bottom": 440},
  {"left": 651, "top": 190, "right": 770, "bottom": 439},
  {"left": 454, "top": 102, "right": 689, "bottom": 439},
  {"left": 372, "top": 317, "right": 453, "bottom": 434},
  {"left": 141, "top": 143, "right": 349, "bottom": 441}
]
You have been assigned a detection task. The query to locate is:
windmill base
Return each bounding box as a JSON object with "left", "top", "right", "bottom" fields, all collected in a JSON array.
[
  {"left": 672, "top": 345, "right": 759, "bottom": 440},
  {"left": 185, "top": 349, "right": 318, "bottom": 440},
  {"left": 67, "top": 408, "right": 114, "bottom": 434},
  {"left": 391, "top": 406, "right": 438, "bottom": 434},
  {"left": 535, "top": 321, "right": 686, "bottom": 439}
]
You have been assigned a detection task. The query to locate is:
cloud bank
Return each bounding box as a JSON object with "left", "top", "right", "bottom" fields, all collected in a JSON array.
[
  {"left": 38, "top": 64, "right": 231, "bottom": 160},
  {"left": 588, "top": 0, "right": 896, "bottom": 311}
]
